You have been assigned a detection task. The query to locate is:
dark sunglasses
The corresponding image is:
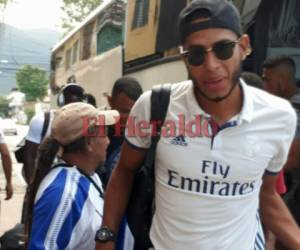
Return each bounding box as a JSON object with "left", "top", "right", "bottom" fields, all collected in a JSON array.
[{"left": 180, "top": 39, "right": 241, "bottom": 66}]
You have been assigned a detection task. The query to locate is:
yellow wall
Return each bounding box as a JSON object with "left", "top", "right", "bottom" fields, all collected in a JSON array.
[{"left": 124, "top": 0, "right": 161, "bottom": 62}]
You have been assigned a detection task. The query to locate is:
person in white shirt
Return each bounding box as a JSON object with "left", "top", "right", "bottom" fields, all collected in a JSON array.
[
  {"left": 27, "top": 102, "right": 119, "bottom": 250},
  {"left": 96, "top": 1, "right": 300, "bottom": 250},
  {"left": 6, "top": 88, "right": 25, "bottom": 114}
]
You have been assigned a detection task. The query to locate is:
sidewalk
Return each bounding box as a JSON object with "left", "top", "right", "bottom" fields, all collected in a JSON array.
[
  {"left": 0, "top": 191, "right": 25, "bottom": 236},
  {"left": 0, "top": 163, "right": 26, "bottom": 236},
  {"left": 0, "top": 125, "right": 28, "bottom": 236}
]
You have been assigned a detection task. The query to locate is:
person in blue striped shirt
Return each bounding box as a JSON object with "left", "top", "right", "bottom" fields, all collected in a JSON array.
[{"left": 26, "top": 102, "right": 119, "bottom": 250}]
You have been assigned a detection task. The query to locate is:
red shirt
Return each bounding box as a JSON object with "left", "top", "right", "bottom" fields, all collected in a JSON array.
[{"left": 276, "top": 170, "right": 287, "bottom": 195}]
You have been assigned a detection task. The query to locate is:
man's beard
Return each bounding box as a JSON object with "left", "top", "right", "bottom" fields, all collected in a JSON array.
[{"left": 191, "top": 65, "right": 242, "bottom": 103}]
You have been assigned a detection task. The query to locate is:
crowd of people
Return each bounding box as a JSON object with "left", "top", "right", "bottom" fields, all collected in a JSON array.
[{"left": 1, "top": 0, "right": 300, "bottom": 249}]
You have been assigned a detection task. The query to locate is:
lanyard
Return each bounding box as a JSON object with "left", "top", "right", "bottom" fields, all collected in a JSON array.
[{"left": 77, "top": 168, "right": 104, "bottom": 198}]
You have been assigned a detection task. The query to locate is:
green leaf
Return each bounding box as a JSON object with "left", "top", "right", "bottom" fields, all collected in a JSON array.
[
  {"left": 16, "top": 65, "right": 49, "bottom": 102},
  {"left": 61, "top": 0, "right": 103, "bottom": 33}
]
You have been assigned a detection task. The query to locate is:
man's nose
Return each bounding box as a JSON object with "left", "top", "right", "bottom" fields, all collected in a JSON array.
[{"left": 202, "top": 51, "right": 221, "bottom": 70}]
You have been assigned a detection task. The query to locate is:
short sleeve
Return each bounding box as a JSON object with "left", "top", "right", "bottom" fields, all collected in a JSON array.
[
  {"left": 26, "top": 113, "right": 45, "bottom": 144},
  {"left": 125, "top": 91, "right": 152, "bottom": 149},
  {"left": 290, "top": 95, "right": 300, "bottom": 139},
  {"left": 294, "top": 107, "right": 300, "bottom": 139},
  {"left": 0, "top": 124, "right": 5, "bottom": 144},
  {"left": 266, "top": 108, "right": 297, "bottom": 174},
  {"left": 0, "top": 127, "right": 5, "bottom": 144}
]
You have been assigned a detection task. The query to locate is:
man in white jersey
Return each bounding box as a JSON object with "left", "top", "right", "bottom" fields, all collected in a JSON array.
[{"left": 96, "top": 1, "right": 300, "bottom": 249}]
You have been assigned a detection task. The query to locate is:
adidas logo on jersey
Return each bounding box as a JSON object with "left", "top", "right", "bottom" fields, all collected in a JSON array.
[{"left": 171, "top": 135, "right": 188, "bottom": 146}]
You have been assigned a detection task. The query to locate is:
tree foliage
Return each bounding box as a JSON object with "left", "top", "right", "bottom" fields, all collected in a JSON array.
[
  {"left": 16, "top": 65, "right": 49, "bottom": 101},
  {"left": 61, "top": 0, "right": 102, "bottom": 34},
  {"left": 0, "top": 96, "right": 9, "bottom": 117},
  {"left": 0, "top": 0, "right": 11, "bottom": 9},
  {"left": 0, "top": 0, "right": 10, "bottom": 6}
]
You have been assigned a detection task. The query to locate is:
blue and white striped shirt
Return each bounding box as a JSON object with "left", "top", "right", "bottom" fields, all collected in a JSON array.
[{"left": 29, "top": 166, "right": 103, "bottom": 250}]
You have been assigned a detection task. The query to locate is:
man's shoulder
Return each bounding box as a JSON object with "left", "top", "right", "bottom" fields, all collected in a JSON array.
[
  {"left": 36, "top": 167, "right": 80, "bottom": 199},
  {"left": 29, "top": 112, "right": 48, "bottom": 127},
  {"left": 249, "top": 86, "right": 295, "bottom": 116},
  {"left": 26, "top": 110, "right": 54, "bottom": 143},
  {"left": 138, "top": 80, "right": 192, "bottom": 104}
]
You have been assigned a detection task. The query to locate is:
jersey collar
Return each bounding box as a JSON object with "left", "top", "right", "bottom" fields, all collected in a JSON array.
[{"left": 187, "top": 78, "right": 254, "bottom": 124}]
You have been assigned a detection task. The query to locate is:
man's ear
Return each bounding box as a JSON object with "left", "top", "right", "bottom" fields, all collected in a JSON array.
[
  {"left": 278, "top": 72, "right": 288, "bottom": 92},
  {"left": 239, "top": 34, "right": 251, "bottom": 60},
  {"left": 86, "top": 137, "right": 94, "bottom": 152}
]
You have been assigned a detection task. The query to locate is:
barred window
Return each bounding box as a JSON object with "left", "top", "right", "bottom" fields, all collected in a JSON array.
[
  {"left": 97, "top": 25, "right": 123, "bottom": 55},
  {"left": 132, "top": 0, "right": 149, "bottom": 29}
]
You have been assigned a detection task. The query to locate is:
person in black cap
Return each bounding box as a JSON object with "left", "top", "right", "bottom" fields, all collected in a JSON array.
[{"left": 96, "top": 1, "right": 300, "bottom": 250}]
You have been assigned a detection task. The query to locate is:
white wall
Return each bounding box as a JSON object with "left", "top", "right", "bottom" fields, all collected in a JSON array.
[
  {"left": 126, "top": 59, "right": 188, "bottom": 91},
  {"left": 51, "top": 46, "right": 123, "bottom": 108}
]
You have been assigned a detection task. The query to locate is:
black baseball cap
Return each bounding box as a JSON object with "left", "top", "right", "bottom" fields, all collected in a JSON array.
[{"left": 178, "top": 0, "right": 242, "bottom": 44}]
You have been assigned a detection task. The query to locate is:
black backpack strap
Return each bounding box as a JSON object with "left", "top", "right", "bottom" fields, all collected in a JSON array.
[
  {"left": 41, "top": 111, "right": 50, "bottom": 141},
  {"left": 144, "top": 83, "right": 171, "bottom": 172},
  {"left": 150, "top": 83, "right": 172, "bottom": 143}
]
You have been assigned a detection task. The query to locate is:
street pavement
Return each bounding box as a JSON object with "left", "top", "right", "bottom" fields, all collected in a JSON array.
[{"left": 0, "top": 124, "right": 28, "bottom": 236}]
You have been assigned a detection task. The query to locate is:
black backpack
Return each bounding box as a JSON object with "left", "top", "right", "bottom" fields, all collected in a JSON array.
[
  {"left": 126, "top": 84, "right": 171, "bottom": 250},
  {"left": 0, "top": 223, "right": 25, "bottom": 250}
]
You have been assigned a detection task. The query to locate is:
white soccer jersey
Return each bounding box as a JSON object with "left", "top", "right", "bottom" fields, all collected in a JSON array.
[
  {"left": 29, "top": 166, "right": 103, "bottom": 250},
  {"left": 125, "top": 80, "right": 296, "bottom": 250}
]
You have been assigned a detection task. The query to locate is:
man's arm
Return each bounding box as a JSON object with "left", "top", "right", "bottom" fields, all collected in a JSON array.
[
  {"left": 283, "top": 138, "right": 300, "bottom": 172},
  {"left": 260, "top": 174, "right": 300, "bottom": 249},
  {"left": 23, "top": 140, "right": 39, "bottom": 184},
  {"left": 96, "top": 142, "right": 147, "bottom": 250},
  {"left": 0, "top": 143, "right": 13, "bottom": 200},
  {"left": 23, "top": 112, "right": 45, "bottom": 184}
]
